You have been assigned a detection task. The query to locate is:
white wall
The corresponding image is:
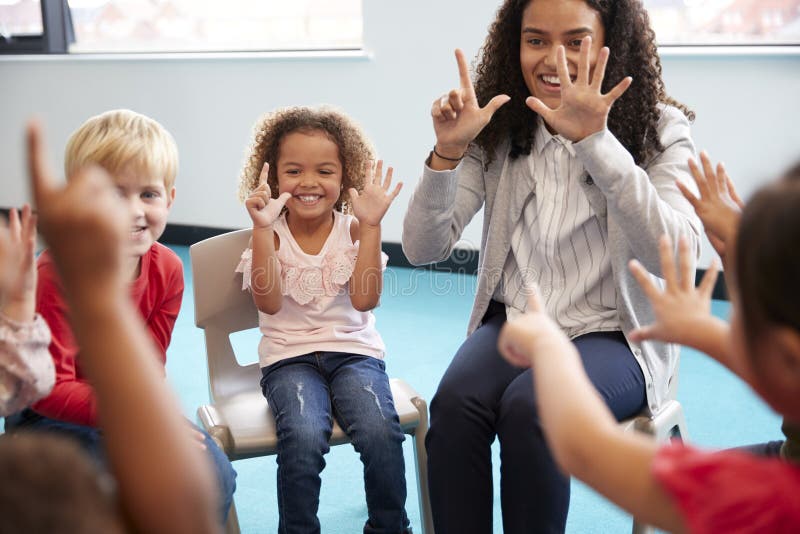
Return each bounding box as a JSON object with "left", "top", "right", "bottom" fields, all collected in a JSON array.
[{"left": 2, "top": 1, "right": 799, "bottom": 267}]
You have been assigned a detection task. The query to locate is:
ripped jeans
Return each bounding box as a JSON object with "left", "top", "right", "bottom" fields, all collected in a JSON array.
[{"left": 260, "top": 352, "right": 409, "bottom": 534}]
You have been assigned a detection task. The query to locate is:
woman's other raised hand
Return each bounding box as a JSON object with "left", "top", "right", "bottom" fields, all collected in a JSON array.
[
  {"left": 430, "top": 49, "right": 510, "bottom": 165},
  {"left": 526, "top": 37, "right": 631, "bottom": 142}
]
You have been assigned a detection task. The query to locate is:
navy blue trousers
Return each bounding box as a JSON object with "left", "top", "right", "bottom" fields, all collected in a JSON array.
[{"left": 426, "top": 302, "right": 646, "bottom": 533}]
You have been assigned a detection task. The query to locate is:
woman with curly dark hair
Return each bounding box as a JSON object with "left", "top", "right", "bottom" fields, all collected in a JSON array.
[{"left": 402, "top": 0, "right": 701, "bottom": 531}]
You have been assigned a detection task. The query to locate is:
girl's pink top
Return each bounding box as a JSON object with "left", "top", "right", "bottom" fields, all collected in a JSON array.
[
  {"left": 237, "top": 211, "right": 388, "bottom": 367},
  {"left": 0, "top": 313, "right": 54, "bottom": 415}
]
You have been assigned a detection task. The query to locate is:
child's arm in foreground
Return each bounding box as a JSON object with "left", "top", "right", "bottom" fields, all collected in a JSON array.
[
  {"left": 246, "top": 162, "right": 290, "bottom": 314},
  {"left": 27, "top": 122, "right": 220, "bottom": 534},
  {"left": 497, "top": 289, "right": 687, "bottom": 533},
  {"left": 348, "top": 160, "right": 402, "bottom": 311}
]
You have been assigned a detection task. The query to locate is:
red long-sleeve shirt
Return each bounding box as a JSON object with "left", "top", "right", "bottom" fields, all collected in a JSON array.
[{"left": 31, "top": 243, "right": 183, "bottom": 427}]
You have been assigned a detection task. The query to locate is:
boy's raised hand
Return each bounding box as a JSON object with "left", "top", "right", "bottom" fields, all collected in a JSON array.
[
  {"left": 431, "top": 49, "right": 510, "bottom": 160},
  {"left": 245, "top": 162, "right": 291, "bottom": 229},
  {"left": 498, "top": 285, "right": 570, "bottom": 368},
  {"left": 678, "top": 152, "right": 743, "bottom": 261},
  {"left": 526, "top": 36, "right": 632, "bottom": 142},
  {"left": 349, "top": 160, "right": 402, "bottom": 227},
  {"left": 27, "top": 120, "right": 128, "bottom": 296},
  {"left": 0, "top": 205, "right": 38, "bottom": 322},
  {"left": 628, "top": 234, "right": 718, "bottom": 346}
]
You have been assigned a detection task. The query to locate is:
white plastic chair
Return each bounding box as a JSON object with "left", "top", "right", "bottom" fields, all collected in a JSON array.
[
  {"left": 619, "top": 372, "right": 688, "bottom": 534},
  {"left": 190, "top": 228, "right": 434, "bottom": 534}
]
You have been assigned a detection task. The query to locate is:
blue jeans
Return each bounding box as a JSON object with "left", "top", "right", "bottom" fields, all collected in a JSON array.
[
  {"left": 426, "top": 301, "right": 646, "bottom": 534},
  {"left": 261, "top": 352, "right": 410, "bottom": 534},
  {"left": 4, "top": 408, "right": 237, "bottom": 523}
]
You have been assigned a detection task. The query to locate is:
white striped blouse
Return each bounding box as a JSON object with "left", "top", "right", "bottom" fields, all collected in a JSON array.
[{"left": 495, "top": 120, "right": 620, "bottom": 338}]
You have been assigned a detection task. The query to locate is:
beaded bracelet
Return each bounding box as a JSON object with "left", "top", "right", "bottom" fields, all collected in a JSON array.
[{"left": 432, "top": 145, "right": 465, "bottom": 162}]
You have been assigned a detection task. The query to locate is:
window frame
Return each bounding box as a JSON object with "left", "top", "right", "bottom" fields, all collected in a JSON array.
[{"left": 0, "top": 0, "right": 73, "bottom": 54}]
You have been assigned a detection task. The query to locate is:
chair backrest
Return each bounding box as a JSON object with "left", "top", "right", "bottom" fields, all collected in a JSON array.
[{"left": 190, "top": 229, "right": 261, "bottom": 403}]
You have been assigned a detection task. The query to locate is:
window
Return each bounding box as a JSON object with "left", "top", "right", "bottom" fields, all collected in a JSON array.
[
  {"left": 645, "top": 0, "right": 800, "bottom": 46},
  {"left": 0, "top": 0, "right": 43, "bottom": 36},
  {"left": 0, "top": 0, "right": 71, "bottom": 53},
  {"left": 1, "top": 0, "right": 362, "bottom": 54}
]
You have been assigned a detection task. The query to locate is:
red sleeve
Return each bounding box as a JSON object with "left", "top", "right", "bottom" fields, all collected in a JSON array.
[
  {"left": 30, "top": 254, "right": 99, "bottom": 426},
  {"left": 653, "top": 442, "right": 800, "bottom": 534},
  {"left": 138, "top": 243, "right": 184, "bottom": 363}
]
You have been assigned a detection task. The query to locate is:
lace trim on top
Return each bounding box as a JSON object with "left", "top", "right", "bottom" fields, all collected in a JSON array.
[
  {"left": 277, "top": 241, "right": 359, "bottom": 305},
  {"left": 235, "top": 240, "right": 366, "bottom": 305}
]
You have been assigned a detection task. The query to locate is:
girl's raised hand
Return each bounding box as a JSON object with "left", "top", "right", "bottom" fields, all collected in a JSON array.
[
  {"left": 678, "top": 152, "right": 743, "bottom": 261},
  {"left": 431, "top": 49, "right": 511, "bottom": 159},
  {"left": 245, "top": 163, "right": 291, "bottom": 229},
  {"left": 526, "top": 37, "right": 632, "bottom": 142},
  {"left": 628, "top": 235, "right": 718, "bottom": 346},
  {"left": 0, "top": 205, "right": 38, "bottom": 321},
  {"left": 349, "top": 160, "right": 403, "bottom": 227}
]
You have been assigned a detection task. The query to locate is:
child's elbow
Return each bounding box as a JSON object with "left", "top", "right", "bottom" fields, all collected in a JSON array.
[
  {"left": 254, "top": 295, "right": 282, "bottom": 315},
  {"left": 351, "top": 295, "right": 379, "bottom": 312}
]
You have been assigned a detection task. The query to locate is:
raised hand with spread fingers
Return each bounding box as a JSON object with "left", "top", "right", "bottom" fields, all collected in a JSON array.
[
  {"left": 349, "top": 160, "right": 402, "bottom": 312},
  {"left": 678, "top": 152, "right": 744, "bottom": 265},
  {"left": 0, "top": 205, "right": 38, "bottom": 322},
  {"left": 628, "top": 234, "right": 730, "bottom": 368},
  {"left": 349, "top": 160, "right": 403, "bottom": 229},
  {"left": 525, "top": 36, "right": 632, "bottom": 142}
]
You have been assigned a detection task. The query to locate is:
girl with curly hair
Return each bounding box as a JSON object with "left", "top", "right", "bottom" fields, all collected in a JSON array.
[
  {"left": 236, "top": 106, "right": 410, "bottom": 533},
  {"left": 402, "top": 0, "right": 700, "bottom": 531}
]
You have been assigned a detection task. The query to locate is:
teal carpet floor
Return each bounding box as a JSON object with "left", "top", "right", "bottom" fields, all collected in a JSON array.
[{"left": 164, "top": 245, "right": 779, "bottom": 533}]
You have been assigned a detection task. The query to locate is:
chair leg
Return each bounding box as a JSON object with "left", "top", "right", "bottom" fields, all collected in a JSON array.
[
  {"left": 630, "top": 400, "right": 688, "bottom": 534},
  {"left": 632, "top": 519, "right": 656, "bottom": 534},
  {"left": 411, "top": 397, "right": 434, "bottom": 534},
  {"left": 225, "top": 500, "right": 241, "bottom": 534}
]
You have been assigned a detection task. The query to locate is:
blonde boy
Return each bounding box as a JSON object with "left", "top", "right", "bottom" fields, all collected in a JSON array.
[{"left": 4, "top": 109, "right": 236, "bottom": 522}]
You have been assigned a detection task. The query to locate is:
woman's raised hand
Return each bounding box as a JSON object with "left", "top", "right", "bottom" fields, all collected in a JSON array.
[
  {"left": 350, "top": 160, "right": 403, "bottom": 228},
  {"left": 245, "top": 162, "right": 291, "bottom": 229},
  {"left": 431, "top": 49, "right": 510, "bottom": 159},
  {"left": 526, "top": 37, "right": 632, "bottom": 142}
]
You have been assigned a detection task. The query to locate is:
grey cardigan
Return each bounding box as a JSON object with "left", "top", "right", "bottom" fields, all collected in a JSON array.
[{"left": 402, "top": 105, "right": 701, "bottom": 414}]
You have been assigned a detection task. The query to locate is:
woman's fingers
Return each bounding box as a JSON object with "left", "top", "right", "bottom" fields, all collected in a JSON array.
[
  {"left": 525, "top": 96, "right": 555, "bottom": 123},
  {"left": 603, "top": 76, "right": 632, "bottom": 104},
  {"left": 448, "top": 89, "right": 464, "bottom": 114},
  {"left": 455, "top": 48, "right": 475, "bottom": 98},
  {"left": 556, "top": 46, "right": 572, "bottom": 89},
  {"left": 590, "top": 46, "right": 609, "bottom": 90},
  {"left": 577, "top": 36, "right": 591, "bottom": 86}
]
